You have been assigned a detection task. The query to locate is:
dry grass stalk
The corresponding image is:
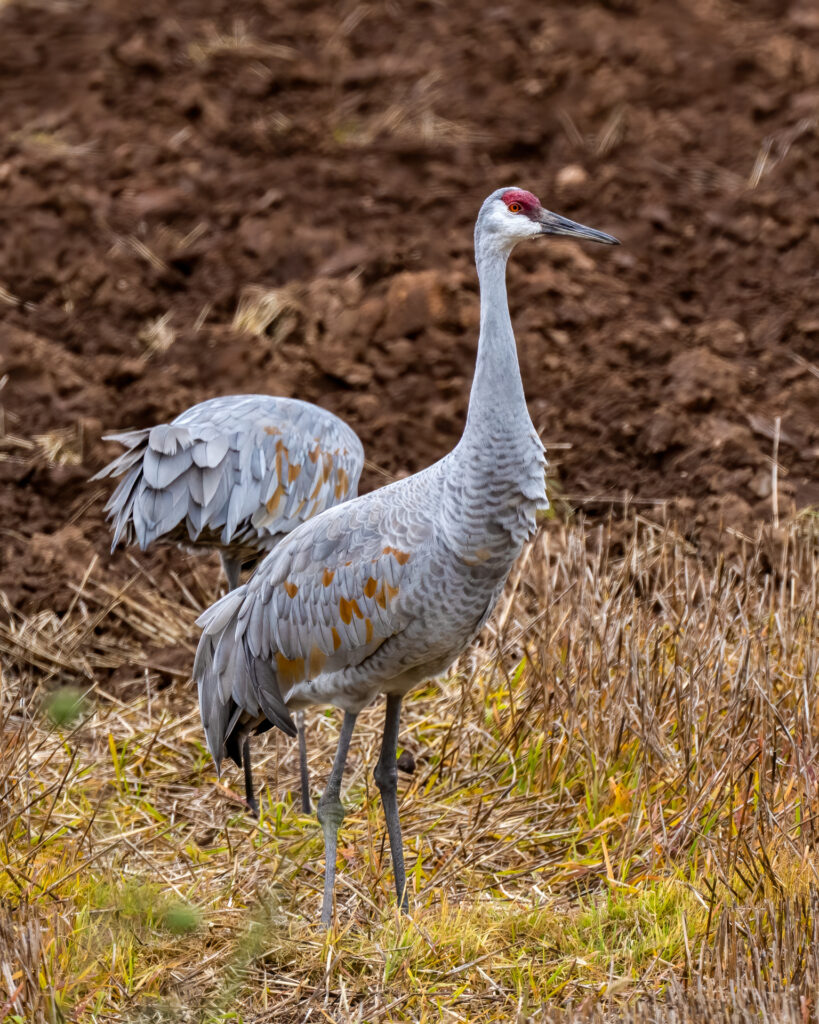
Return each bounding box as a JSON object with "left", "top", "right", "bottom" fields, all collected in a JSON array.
[
  {"left": 0, "top": 426, "right": 83, "bottom": 469},
  {"left": 333, "top": 72, "right": 483, "bottom": 148},
  {"left": 0, "top": 285, "right": 21, "bottom": 307},
  {"left": 749, "top": 117, "right": 817, "bottom": 188},
  {"left": 139, "top": 312, "right": 176, "bottom": 360},
  {"left": 188, "top": 21, "right": 297, "bottom": 64}
]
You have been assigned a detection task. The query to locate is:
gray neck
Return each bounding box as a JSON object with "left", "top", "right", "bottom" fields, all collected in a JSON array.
[
  {"left": 463, "top": 241, "right": 529, "bottom": 438},
  {"left": 440, "top": 224, "right": 547, "bottom": 561}
]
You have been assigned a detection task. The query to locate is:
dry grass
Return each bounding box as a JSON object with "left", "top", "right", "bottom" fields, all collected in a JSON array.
[
  {"left": 0, "top": 426, "right": 84, "bottom": 471},
  {"left": 1, "top": 514, "right": 818, "bottom": 1022},
  {"left": 231, "top": 285, "right": 301, "bottom": 343},
  {"left": 187, "top": 21, "right": 297, "bottom": 66},
  {"left": 138, "top": 313, "right": 176, "bottom": 361},
  {"left": 331, "top": 72, "right": 483, "bottom": 149}
]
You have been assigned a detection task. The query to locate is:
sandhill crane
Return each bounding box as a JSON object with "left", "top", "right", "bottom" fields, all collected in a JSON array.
[
  {"left": 94, "top": 394, "right": 364, "bottom": 812},
  {"left": 195, "top": 188, "right": 618, "bottom": 925}
]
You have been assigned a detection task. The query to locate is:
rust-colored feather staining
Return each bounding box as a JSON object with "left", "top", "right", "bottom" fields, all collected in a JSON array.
[
  {"left": 461, "top": 546, "right": 491, "bottom": 566},
  {"left": 383, "top": 546, "right": 411, "bottom": 565},
  {"left": 322, "top": 453, "right": 333, "bottom": 484},
  {"left": 309, "top": 474, "right": 324, "bottom": 500},
  {"left": 275, "top": 652, "right": 305, "bottom": 686},
  {"left": 365, "top": 617, "right": 373, "bottom": 642},
  {"left": 263, "top": 425, "right": 282, "bottom": 436},
  {"left": 309, "top": 644, "right": 326, "bottom": 676},
  {"left": 288, "top": 462, "right": 301, "bottom": 483},
  {"left": 374, "top": 581, "right": 398, "bottom": 609},
  {"left": 266, "top": 483, "right": 284, "bottom": 513},
  {"left": 283, "top": 581, "right": 299, "bottom": 598},
  {"left": 322, "top": 568, "right": 335, "bottom": 586},
  {"left": 364, "top": 577, "right": 378, "bottom": 598},
  {"left": 331, "top": 627, "right": 341, "bottom": 651},
  {"left": 308, "top": 444, "right": 321, "bottom": 464},
  {"left": 339, "top": 596, "right": 364, "bottom": 624},
  {"left": 334, "top": 467, "right": 349, "bottom": 499}
]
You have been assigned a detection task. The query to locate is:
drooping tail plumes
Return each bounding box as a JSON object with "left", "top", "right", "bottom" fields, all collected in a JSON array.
[
  {"left": 194, "top": 586, "right": 296, "bottom": 772},
  {"left": 92, "top": 429, "right": 153, "bottom": 550}
]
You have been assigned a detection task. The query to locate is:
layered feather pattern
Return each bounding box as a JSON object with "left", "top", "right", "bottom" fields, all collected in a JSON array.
[{"left": 94, "top": 395, "right": 364, "bottom": 558}]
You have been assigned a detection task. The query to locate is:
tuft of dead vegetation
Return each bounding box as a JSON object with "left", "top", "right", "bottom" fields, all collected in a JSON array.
[
  {"left": 187, "top": 21, "right": 297, "bottom": 65},
  {"left": 0, "top": 514, "right": 817, "bottom": 1022},
  {"left": 231, "top": 284, "right": 302, "bottom": 343},
  {"left": 331, "top": 71, "right": 484, "bottom": 149},
  {"left": 138, "top": 313, "right": 176, "bottom": 361}
]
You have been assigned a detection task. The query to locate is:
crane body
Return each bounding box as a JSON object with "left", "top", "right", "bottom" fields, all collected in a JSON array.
[
  {"left": 95, "top": 393, "right": 364, "bottom": 811},
  {"left": 195, "top": 188, "right": 619, "bottom": 925}
]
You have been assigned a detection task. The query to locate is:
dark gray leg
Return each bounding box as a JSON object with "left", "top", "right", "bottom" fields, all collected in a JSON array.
[
  {"left": 317, "top": 710, "right": 358, "bottom": 928},
  {"left": 297, "top": 710, "right": 311, "bottom": 813},
  {"left": 374, "top": 694, "right": 408, "bottom": 913},
  {"left": 242, "top": 734, "right": 259, "bottom": 818},
  {"left": 220, "top": 552, "right": 242, "bottom": 591}
]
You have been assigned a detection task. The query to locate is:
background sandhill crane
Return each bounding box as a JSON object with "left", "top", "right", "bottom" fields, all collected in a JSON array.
[
  {"left": 194, "top": 188, "right": 618, "bottom": 926},
  {"left": 94, "top": 394, "right": 364, "bottom": 812}
]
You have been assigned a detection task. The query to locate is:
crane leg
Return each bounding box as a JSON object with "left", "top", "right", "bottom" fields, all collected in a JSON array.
[
  {"left": 297, "top": 710, "right": 311, "bottom": 813},
  {"left": 317, "top": 710, "right": 358, "bottom": 928},
  {"left": 220, "top": 553, "right": 242, "bottom": 592},
  {"left": 241, "top": 734, "right": 259, "bottom": 818},
  {"left": 374, "top": 693, "right": 408, "bottom": 913}
]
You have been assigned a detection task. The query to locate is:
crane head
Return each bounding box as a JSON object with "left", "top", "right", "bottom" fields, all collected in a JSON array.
[{"left": 477, "top": 187, "right": 619, "bottom": 250}]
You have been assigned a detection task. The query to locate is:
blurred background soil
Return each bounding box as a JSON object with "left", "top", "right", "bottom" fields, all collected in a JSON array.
[{"left": 1, "top": 0, "right": 817, "bottom": 615}]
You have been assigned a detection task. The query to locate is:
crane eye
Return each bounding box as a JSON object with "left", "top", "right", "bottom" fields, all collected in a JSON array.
[{"left": 508, "top": 202, "right": 522, "bottom": 213}]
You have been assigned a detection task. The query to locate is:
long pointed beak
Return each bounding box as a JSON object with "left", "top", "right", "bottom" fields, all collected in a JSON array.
[{"left": 539, "top": 210, "right": 620, "bottom": 245}]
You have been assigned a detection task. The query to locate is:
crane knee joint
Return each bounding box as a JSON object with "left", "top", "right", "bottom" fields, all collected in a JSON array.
[
  {"left": 317, "top": 793, "right": 346, "bottom": 830},
  {"left": 373, "top": 761, "right": 398, "bottom": 793}
]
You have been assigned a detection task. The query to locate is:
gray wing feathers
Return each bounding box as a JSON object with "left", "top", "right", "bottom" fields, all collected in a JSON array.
[
  {"left": 94, "top": 395, "right": 365, "bottom": 554},
  {"left": 105, "top": 468, "right": 142, "bottom": 549},
  {"left": 148, "top": 424, "right": 191, "bottom": 456},
  {"left": 193, "top": 436, "right": 230, "bottom": 468},
  {"left": 97, "top": 428, "right": 152, "bottom": 452},
  {"left": 195, "top": 587, "right": 296, "bottom": 768},
  {"left": 193, "top": 495, "right": 416, "bottom": 765},
  {"left": 143, "top": 445, "right": 194, "bottom": 490}
]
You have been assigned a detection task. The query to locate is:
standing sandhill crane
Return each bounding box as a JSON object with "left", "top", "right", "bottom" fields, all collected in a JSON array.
[
  {"left": 94, "top": 394, "right": 364, "bottom": 812},
  {"left": 195, "top": 188, "right": 618, "bottom": 925}
]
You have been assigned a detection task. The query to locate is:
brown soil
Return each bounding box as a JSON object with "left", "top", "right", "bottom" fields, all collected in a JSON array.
[{"left": 1, "top": 0, "right": 818, "bottom": 615}]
